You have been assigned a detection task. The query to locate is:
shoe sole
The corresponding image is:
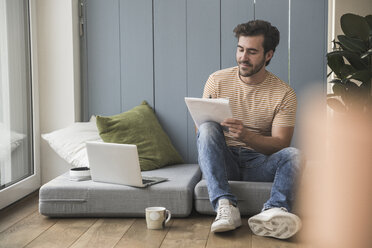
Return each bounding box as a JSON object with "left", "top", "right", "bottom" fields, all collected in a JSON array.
[
  {"left": 211, "top": 219, "right": 242, "bottom": 233},
  {"left": 248, "top": 215, "right": 300, "bottom": 239}
]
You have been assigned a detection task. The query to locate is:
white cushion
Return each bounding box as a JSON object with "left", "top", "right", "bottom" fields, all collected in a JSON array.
[
  {"left": 42, "top": 116, "right": 102, "bottom": 167},
  {"left": 0, "top": 123, "right": 26, "bottom": 160}
]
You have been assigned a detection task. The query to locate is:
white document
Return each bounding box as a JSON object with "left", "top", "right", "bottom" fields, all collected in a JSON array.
[{"left": 185, "top": 97, "right": 233, "bottom": 128}]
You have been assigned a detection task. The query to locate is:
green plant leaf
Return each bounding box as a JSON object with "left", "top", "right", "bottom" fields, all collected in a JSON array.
[
  {"left": 345, "top": 82, "right": 369, "bottom": 107},
  {"left": 348, "top": 57, "right": 369, "bottom": 71},
  {"left": 341, "top": 13, "right": 370, "bottom": 41},
  {"left": 330, "top": 50, "right": 368, "bottom": 70},
  {"left": 345, "top": 80, "right": 360, "bottom": 90},
  {"left": 340, "top": 64, "right": 356, "bottom": 78},
  {"left": 337, "top": 35, "right": 367, "bottom": 53},
  {"left": 327, "top": 52, "right": 345, "bottom": 77},
  {"left": 361, "top": 48, "right": 372, "bottom": 59},
  {"left": 327, "top": 98, "right": 346, "bottom": 112},
  {"left": 327, "top": 51, "right": 345, "bottom": 56},
  {"left": 346, "top": 81, "right": 369, "bottom": 103},
  {"left": 360, "top": 81, "right": 372, "bottom": 89},
  {"left": 350, "top": 56, "right": 368, "bottom": 71},
  {"left": 328, "top": 78, "right": 342, "bottom": 84},
  {"left": 332, "top": 83, "right": 346, "bottom": 96},
  {"left": 365, "top": 15, "right": 372, "bottom": 30},
  {"left": 347, "top": 70, "right": 372, "bottom": 84}
]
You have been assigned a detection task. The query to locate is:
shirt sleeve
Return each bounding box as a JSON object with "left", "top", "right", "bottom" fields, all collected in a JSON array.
[
  {"left": 272, "top": 88, "right": 297, "bottom": 127},
  {"left": 202, "top": 74, "right": 218, "bottom": 99}
]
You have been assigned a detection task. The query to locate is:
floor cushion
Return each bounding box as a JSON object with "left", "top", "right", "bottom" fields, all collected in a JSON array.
[
  {"left": 194, "top": 179, "right": 272, "bottom": 216},
  {"left": 39, "top": 164, "right": 201, "bottom": 217}
]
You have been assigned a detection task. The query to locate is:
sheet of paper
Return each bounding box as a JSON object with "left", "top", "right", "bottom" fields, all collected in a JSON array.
[{"left": 185, "top": 97, "right": 233, "bottom": 128}]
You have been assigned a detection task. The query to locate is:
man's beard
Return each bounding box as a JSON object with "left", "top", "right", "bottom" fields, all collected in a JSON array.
[{"left": 238, "top": 57, "right": 266, "bottom": 78}]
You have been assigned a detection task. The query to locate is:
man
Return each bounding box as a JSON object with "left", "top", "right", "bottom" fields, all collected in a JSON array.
[{"left": 197, "top": 20, "right": 302, "bottom": 239}]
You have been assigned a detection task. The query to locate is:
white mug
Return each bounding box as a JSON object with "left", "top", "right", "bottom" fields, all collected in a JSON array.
[{"left": 145, "top": 207, "right": 171, "bottom": 229}]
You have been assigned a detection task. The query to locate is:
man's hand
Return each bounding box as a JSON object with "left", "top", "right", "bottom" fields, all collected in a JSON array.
[
  {"left": 221, "top": 118, "right": 294, "bottom": 155},
  {"left": 221, "top": 118, "right": 247, "bottom": 141}
]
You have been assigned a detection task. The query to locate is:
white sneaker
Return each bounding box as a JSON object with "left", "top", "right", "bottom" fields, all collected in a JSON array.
[
  {"left": 248, "top": 207, "right": 302, "bottom": 239},
  {"left": 211, "top": 199, "right": 242, "bottom": 233}
]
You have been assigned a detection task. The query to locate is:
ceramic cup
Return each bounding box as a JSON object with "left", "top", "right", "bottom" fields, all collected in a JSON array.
[
  {"left": 69, "top": 167, "right": 91, "bottom": 181},
  {"left": 145, "top": 207, "right": 171, "bottom": 229}
]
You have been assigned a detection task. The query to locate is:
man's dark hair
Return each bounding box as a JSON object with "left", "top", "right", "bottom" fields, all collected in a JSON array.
[{"left": 233, "top": 20, "right": 280, "bottom": 66}]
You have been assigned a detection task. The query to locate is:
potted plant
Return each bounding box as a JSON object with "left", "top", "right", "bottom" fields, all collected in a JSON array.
[{"left": 327, "top": 13, "right": 372, "bottom": 113}]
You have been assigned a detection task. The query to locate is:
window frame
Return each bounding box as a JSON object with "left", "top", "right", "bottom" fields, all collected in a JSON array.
[{"left": 0, "top": 0, "right": 40, "bottom": 210}]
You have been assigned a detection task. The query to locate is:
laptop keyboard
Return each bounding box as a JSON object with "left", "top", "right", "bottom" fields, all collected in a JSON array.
[{"left": 142, "top": 179, "right": 155, "bottom": 184}]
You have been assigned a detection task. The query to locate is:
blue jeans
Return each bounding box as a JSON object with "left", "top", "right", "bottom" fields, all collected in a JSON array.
[{"left": 197, "top": 122, "right": 302, "bottom": 212}]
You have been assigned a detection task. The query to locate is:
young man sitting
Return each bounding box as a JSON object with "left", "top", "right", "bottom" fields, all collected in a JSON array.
[{"left": 197, "top": 19, "right": 302, "bottom": 239}]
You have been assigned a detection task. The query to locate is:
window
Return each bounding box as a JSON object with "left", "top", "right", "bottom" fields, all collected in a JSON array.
[{"left": 0, "top": 0, "right": 39, "bottom": 209}]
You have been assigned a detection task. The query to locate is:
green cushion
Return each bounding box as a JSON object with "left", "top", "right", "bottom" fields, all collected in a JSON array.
[{"left": 96, "top": 101, "right": 184, "bottom": 171}]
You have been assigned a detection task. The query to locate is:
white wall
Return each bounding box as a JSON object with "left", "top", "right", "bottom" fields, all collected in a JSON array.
[{"left": 36, "top": 0, "right": 80, "bottom": 183}]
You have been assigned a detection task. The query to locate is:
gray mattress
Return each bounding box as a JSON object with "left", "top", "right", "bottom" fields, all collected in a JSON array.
[
  {"left": 39, "top": 164, "right": 201, "bottom": 217},
  {"left": 194, "top": 180, "right": 273, "bottom": 216}
]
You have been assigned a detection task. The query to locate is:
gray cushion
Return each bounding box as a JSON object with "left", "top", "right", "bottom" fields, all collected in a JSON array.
[
  {"left": 39, "top": 164, "right": 201, "bottom": 217},
  {"left": 194, "top": 179, "right": 272, "bottom": 216}
]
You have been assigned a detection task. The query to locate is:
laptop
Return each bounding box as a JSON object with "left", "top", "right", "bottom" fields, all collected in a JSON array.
[{"left": 86, "top": 141, "right": 167, "bottom": 187}]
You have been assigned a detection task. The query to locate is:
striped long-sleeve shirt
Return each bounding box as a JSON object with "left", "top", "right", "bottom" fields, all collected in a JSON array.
[{"left": 203, "top": 66, "right": 297, "bottom": 150}]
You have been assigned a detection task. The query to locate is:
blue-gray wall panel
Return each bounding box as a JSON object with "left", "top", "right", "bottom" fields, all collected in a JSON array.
[
  {"left": 255, "top": 0, "right": 289, "bottom": 84},
  {"left": 290, "top": 0, "right": 327, "bottom": 148},
  {"left": 120, "top": 0, "right": 154, "bottom": 111},
  {"left": 86, "top": 0, "right": 121, "bottom": 116},
  {"left": 83, "top": 0, "right": 328, "bottom": 160},
  {"left": 186, "top": 0, "right": 221, "bottom": 162},
  {"left": 221, "top": 0, "right": 254, "bottom": 69},
  {"left": 154, "top": 0, "right": 188, "bottom": 160}
]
